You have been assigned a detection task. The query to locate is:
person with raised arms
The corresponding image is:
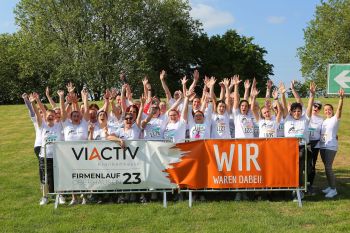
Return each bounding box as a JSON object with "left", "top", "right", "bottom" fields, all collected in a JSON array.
[
  {"left": 250, "top": 87, "right": 282, "bottom": 138},
  {"left": 58, "top": 87, "right": 90, "bottom": 205},
  {"left": 282, "top": 82, "right": 316, "bottom": 200},
  {"left": 319, "top": 88, "right": 345, "bottom": 198},
  {"left": 29, "top": 93, "right": 64, "bottom": 206}
]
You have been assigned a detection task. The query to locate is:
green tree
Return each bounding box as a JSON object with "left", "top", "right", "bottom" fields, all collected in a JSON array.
[{"left": 298, "top": 0, "right": 350, "bottom": 89}]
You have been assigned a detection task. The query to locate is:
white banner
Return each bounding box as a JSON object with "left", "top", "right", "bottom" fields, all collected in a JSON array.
[{"left": 53, "top": 140, "right": 182, "bottom": 192}]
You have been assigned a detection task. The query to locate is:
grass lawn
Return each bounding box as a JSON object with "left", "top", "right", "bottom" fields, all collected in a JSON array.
[{"left": 0, "top": 98, "right": 349, "bottom": 233}]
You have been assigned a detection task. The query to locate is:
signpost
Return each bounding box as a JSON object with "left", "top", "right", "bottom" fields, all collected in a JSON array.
[{"left": 328, "top": 64, "right": 350, "bottom": 94}]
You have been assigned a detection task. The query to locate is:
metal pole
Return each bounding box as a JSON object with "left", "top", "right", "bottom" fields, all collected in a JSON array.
[
  {"left": 163, "top": 192, "right": 167, "bottom": 208},
  {"left": 189, "top": 191, "right": 192, "bottom": 208}
]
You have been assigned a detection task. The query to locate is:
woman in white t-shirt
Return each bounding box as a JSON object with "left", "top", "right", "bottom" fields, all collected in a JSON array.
[
  {"left": 282, "top": 82, "right": 315, "bottom": 189},
  {"left": 251, "top": 87, "right": 282, "bottom": 138},
  {"left": 29, "top": 95, "right": 63, "bottom": 206},
  {"left": 319, "top": 89, "right": 344, "bottom": 198},
  {"left": 232, "top": 75, "right": 255, "bottom": 139},
  {"left": 58, "top": 88, "right": 90, "bottom": 205},
  {"left": 211, "top": 78, "right": 231, "bottom": 139},
  {"left": 307, "top": 100, "right": 324, "bottom": 194}
]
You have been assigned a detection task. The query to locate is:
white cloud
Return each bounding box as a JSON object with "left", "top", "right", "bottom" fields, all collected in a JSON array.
[
  {"left": 190, "top": 3, "right": 235, "bottom": 30},
  {"left": 267, "top": 16, "right": 286, "bottom": 24}
]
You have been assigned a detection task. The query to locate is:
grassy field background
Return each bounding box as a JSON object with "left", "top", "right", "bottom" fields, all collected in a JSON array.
[{"left": 0, "top": 98, "right": 349, "bottom": 232}]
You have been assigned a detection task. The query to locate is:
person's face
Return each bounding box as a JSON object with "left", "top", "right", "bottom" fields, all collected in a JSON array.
[
  {"left": 71, "top": 112, "right": 81, "bottom": 124},
  {"left": 261, "top": 107, "right": 271, "bottom": 120},
  {"left": 159, "top": 102, "right": 167, "bottom": 114},
  {"left": 194, "top": 112, "right": 204, "bottom": 124},
  {"left": 217, "top": 103, "right": 226, "bottom": 114},
  {"left": 54, "top": 109, "right": 61, "bottom": 121},
  {"left": 240, "top": 102, "right": 249, "bottom": 114},
  {"left": 124, "top": 115, "right": 133, "bottom": 126},
  {"left": 129, "top": 107, "right": 137, "bottom": 121},
  {"left": 324, "top": 105, "right": 333, "bottom": 118},
  {"left": 89, "top": 109, "right": 97, "bottom": 122},
  {"left": 193, "top": 98, "right": 201, "bottom": 110},
  {"left": 39, "top": 110, "right": 45, "bottom": 119},
  {"left": 116, "top": 96, "right": 122, "bottom": 105},
  {"left": 98, "top": 112, "right": 107, "bottom": 124},
  {"left": 291, "top": 108, "right": 302, "bottom": 120},
  {"left": 168, "top": 110, "right": 179, "bottom": 123},
  {"left": 174, "top": 91, "right": 180, "bottom": 100},
  {"left": 46, "top": 112, "right": 55, "bottom": 123},
  {"left": 313, "top": 104, "right": 321, "bottom": 115}
]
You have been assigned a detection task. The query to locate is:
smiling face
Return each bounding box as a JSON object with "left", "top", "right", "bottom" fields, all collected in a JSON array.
[
  {"left": 323, "top": 104, "right": 334, "bottom": 118},
  {"left": 97, "top": 111, "right": 108, "bottom": 125},
  {"left": 46, "top": 110, "right": 56, "bottom": 125},
  {"left": 124, "top": 113, "right": 133, "bottom": 128},
  {"left": 260, "top": 106, "right": 271, "bottom": 120},
  {"left": 159, "top": 101, "right": 167, "bottom": 114},
  {"left": 168, "top": 110, "right": 179, "bottom": 123},
  {"left": 192, "top": 97, "right": 201, "bottom": 110},
  {"left": 312, "top": 104, "right": 321, "bottom": 115},
  {"left": 194, "top": 111, "right": 204, "bottom": 124},
  {"left": 291, "top": 108, "right": 302, "bottom": 120},
  {"left": 217, "top": 102, "right": 226, "bottom": 115},
  {"left": 71, "top": 111, "right": 81, "bottom": 124},
  {"left": 240, "top": 100, "right": 249, "bottom": 115}
]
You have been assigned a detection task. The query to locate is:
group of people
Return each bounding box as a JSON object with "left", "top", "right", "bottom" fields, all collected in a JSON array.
[{"left": 22, "top": 70, "right": 345, "bottom": 205}]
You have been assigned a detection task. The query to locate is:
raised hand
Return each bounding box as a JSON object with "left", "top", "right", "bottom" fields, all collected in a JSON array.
[
  {"left": 32, "top": 92, "right": 39, "bottom": 100},
  {"left": 207, "top": 76, "right": 217, "bottom": 88},
  {"left": 181, "top": 76, "right": 188, "bottom": 85},
  {"left": 57, "top": 90, "right": 64, "bottom": 97},
  {"left": 142, "top": 76, "right": 148, "bottom": 86},
  {"left": 66, "top": 82, "right": 75, "bottom": 93},
  {"left": 28, "top": 93, "right": 36, "bottom": 103},
  {"left": 140, "top": 94, "right": 146, "bottom": 105},
  {"left": 204, "top": 75, "right": 209, "bottom": 87},
  {"left": 291, "top": 80, "right": 296, "bottom": 90},
  {"left": 22, "top": 93, "right": 28, "bottom": 99},
  {"left": 193, "top": 69, "right": 199, "bottom": 81},
  {"left": 244, "top": 79, "right": 251, "bottom": 89},
  {"left": 339, "top": 88, "right": 345, "bottom": 98},
  {"left": 272, "top": 88, "right": 279, "bottom": 99},
  {"left": 88, "top": 122, "right": 95, "bottom": 133},
  {"left": 266, "top": 80, "right": 273, "bottom": 90},
  {"left": 160, "top": 70, "right": 166, "bottom": 80},
  {"left": 232, "top": 75, "right": 241, "bottom": 86},
  {"left": 110, "top": 88, "right": 118, "bottom": 99},
  {"left": 104, "top": 89, "right": 111, "bottom": 100},
  {"left": 81, "top": 88, "right": 88, "bottom": 99},
  {"left": 278, "top": 82, "right": 286, "bottom": 94},
  {"left": 309, "top": 81, "right": 316, "bottom": 95},
  {"left": 45, "top": 87, "right": 50, "bottom": 97},
  {"left": 223, "top": 78, "right": 230, "bottom": 87},
  {"left": 251, "top": 87, "right": 260, "bottom": 97}
]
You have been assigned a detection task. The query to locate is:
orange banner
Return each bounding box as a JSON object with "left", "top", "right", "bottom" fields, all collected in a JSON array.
[{"left": 165, "top": 138, "right": 299, "bottom": 189}]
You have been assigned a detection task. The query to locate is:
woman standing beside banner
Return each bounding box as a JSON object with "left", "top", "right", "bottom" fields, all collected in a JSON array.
[{"left": 319, "top": 88, "right": 345, "bottom": 198}]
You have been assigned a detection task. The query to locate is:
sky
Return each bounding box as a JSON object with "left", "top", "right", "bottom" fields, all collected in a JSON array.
[{"left": 0, "top": 0, "right": 321, "bottom": 86}]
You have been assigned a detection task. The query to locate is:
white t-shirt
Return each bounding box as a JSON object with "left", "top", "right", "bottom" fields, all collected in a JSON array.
[
  {"left": 188, "top": 117, "right": 211, "bottom": 139},
  {"left": 258, "top": 119, "right": 279, "bottom": 138},
  {"left": 233, "top": 108, "right": 255, "bottom": 138},
  {"left": 319, "top": 116, "right": 339, "bottom": 151},
  {"left": 143, "top": 117, "right": 166, "bottom": 140},
  {"left": 308, "top": 114, "right": 324, "bottom": 141},
  {"left": 115, "top": 123, "right": 141, "bottom": 140},
  {"left": 31, "top": 117, "right": 42, "bottom": 147},
  {"left": 40, "top": 122, "right": 63, "bottom": 158},
  {"left": 271, "top": 115, "right": 284, "bottom": 137},
  {"left": 284, "top": 114, "right": 310, "bottom": 145},
  {"left": 92, "top": 126, "right": 116, "bottom": 140},
  {"left": 63, "top": 119, "right": 89, "bottom": 141},
  {"left": 163, "top": 119, "right": 186, "bottom": 143},
  {"left": 211, "top": 112, "right": 231, "bottom": 139},
  {"left": 108, "top": 113, "right": 124, "bottom": 133}
]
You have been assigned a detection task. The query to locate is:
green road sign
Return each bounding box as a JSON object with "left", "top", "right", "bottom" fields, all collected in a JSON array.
[{"left": 328, "top": 64, "right": 350, "bottom": 94}]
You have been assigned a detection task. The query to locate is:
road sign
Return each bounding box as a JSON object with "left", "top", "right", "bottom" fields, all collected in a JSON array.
[{"left": 328, "top": 64, "right": 350, "bottom": 94}]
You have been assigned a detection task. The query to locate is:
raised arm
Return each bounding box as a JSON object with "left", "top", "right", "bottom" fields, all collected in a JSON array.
[
  {"left": 306, "top": 82, "right": 316, "bottom": 118},
  {"left": 181, "top": 76, "right": 188, "bottom": 97},
  {"left": 189, "top": 69, "right": 199, "bottom": 91},
  {"left": 45, "top": 87, "right": 57, "bottom": 109},
  {"left": 160, "top": 70, "right": 172, "bottom": 103},
  {"left": 232, "top": 75, "right": 242, "bottom": 110},
  {"left": 272, "top": 88, "right": 282, "bottom": 124},
  {"left": 223, "top": 78, "right": 231, "bottom": 113},
  {"left": 265, "top": 80, "right": 272, "bottom": 99},
  {"left": 142, "top": 76, "right": 150, "bottom": 101},
  {"left": 290, "top": 80, "right": 303, "bottom": 105},
  {"left": 33, "top": 92, "right": 46, "bottom": 116},
  {"left": 181, "top": 89, "right": 193, "bottom": 122},
  {"left": 22, "top": 93, "right": 35, "bottom": 118},
  {"left": 250, "top": 87, "right": 260, "bottom": 122},
  {"left": 136, "top": 95, "right": 145, "bottom": 128},
  {"left": 29, "top": 93, "right": 42, "bottom": 127},
  {"left": 120, "top": 84, "right": 128, "bottom": 113},
  {"left": 81, "top": 88, "right": 89, "bottom": 121},
  {"left": 219, "top": 81, "right": 225, "bottom": 101},
  {"left": 279, "top": 82, "right": 288, "bottom": 118},
  {"left": 335, "top": 88, "right": 345, "bottom": 119},
  {"left": 58, "top": 90, "right": 66, "bottom": 121},
  {"left": 243, "top": 79, "right": 251, "bottom": 101}
]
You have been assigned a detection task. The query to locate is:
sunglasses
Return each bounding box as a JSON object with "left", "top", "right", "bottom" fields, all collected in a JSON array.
[
  {"left": 313, "top": 105, "right": 321, "bottom": 109},
  {"left": 125, "top": 117, "right": 133, "bottom": 120}
]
